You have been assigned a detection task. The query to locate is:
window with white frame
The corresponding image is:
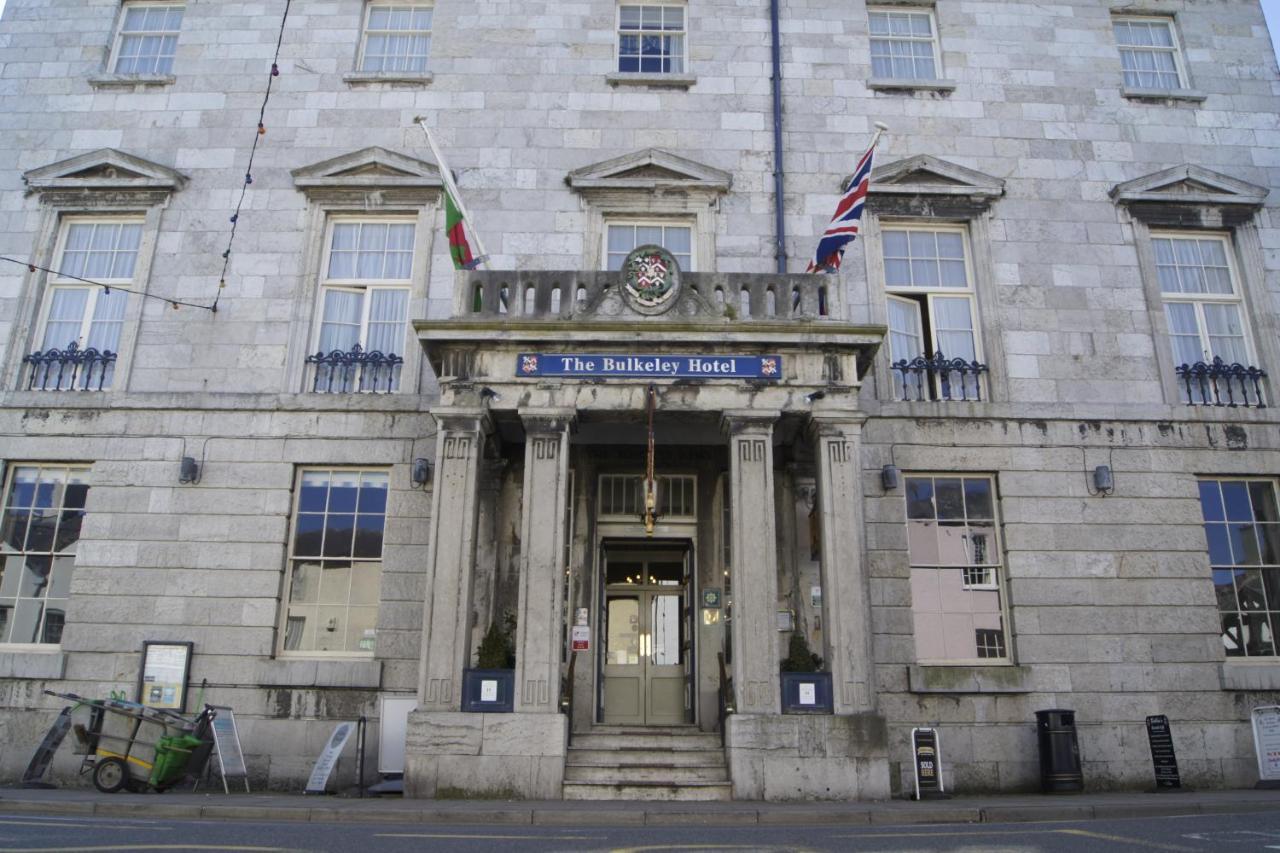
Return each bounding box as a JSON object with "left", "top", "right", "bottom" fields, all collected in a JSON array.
[
  {"left": 1199, "top": 478, "right": 1280, "bottom": 659},
  {"left": 868, "top": 7, "right": 941, "bottom": 81},
  {"left": 0, "top": 465, "right": 90, "bottom": 646},
  {"left": 906, "top": 475, "right": 1008, "bottom": 663},
  {"left": 282, "top": 469, "right": 389, "bottom": 655},
  {"left": 617, "top": 4, "right": 686, "bottom": 74},
  {"left": 605, "top": 221, "right": 692, "bottom": 271},
  {"left": 32, "top": 219, "right": 140, "bottom": 390},
  {"left": 359, "top": 3, "right": 432, "bottom": 73},
  {"left": 1113, "top": 16, "right": 1187, "bottom": 91},
  {"left": 882, "top": 225, "right": 983, "bottom": 399},
  {"left": 1154, "top": 233, "right": 1257, "bottom": 402},
  {"left": 312, "top": 219, "right": 414, "bottom": 392},
  {"left": 111, "top": 3, "right": 185, "bottom": 75}
]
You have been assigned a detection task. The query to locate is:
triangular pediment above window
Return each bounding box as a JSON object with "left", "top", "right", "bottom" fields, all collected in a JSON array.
[
  {"left": 1109, "top": 164, "right": 1268, "bottom": 207},
  {"left": 23, "top": 149, "right": 187, "bottom": 195},
  {"left": 291, "top": 147, "right": 443, "bottom": 191},
  {"left": 567, "top": 149, "right": 732, "bottom": 194},
  {"left": 868, "top": 155, "right": 1004, "bottom": 200}
]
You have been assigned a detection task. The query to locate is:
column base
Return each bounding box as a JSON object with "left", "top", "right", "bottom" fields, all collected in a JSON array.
[
  {"left": 725, "top": 713, "right": 890, "bottom": 801},
  {"left": 404, "top": 711, "right": 567, "bottom": 799}
]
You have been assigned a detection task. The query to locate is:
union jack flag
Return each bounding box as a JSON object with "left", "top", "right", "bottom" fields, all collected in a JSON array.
[{"left": 806, "top": 135, "right": 879, "bottom": 273}]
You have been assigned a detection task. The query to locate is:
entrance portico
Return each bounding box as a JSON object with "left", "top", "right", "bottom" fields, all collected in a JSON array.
[{"left": 403, "top": 260, "right": 890, "bottom": 801}]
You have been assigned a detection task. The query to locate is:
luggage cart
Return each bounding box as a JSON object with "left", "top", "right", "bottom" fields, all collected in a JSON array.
[{"left": 45, "top": 690, "right": 213, "bottom": 793}]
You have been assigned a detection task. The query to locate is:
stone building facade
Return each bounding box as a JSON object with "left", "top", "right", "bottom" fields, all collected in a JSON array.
[{"left": 0, "top": 0, "right": 1278, "bottom": 799}]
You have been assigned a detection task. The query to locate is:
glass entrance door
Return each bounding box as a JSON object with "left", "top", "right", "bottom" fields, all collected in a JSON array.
[{"left": 601, "top": 545, "right": 691, "bottom": 725}]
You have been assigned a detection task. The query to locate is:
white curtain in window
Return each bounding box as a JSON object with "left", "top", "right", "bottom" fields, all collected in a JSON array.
[
  {"left": 365, "top": 289, "right": 407, "bottom": 356},
  {"left": 86, "top": 290, "right": 127, "bottom": 353},
  {"left": 42, "top": 289, "right": 88, "bottom": 350},
  {"left": 1165, "top": 302, "right": 1204, "bottom": 365},
  {"left": 932, "top": 296, "right": 976, "bottom": 360},
  {"left": 318, "top": 290, "right": 363, "bottom": 352},
  {"left": 1204, "top": 303, "right": 1248, "bottom": 364}
]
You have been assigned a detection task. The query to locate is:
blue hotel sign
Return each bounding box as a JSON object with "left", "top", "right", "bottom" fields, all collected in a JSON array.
[{"left": 518, "top": 353, "right": 781, "bottom": 380}]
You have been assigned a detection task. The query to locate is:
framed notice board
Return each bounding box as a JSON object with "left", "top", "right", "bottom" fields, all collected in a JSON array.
[{"left": 136, "top": 641, "right": 194, "bottom": 712}]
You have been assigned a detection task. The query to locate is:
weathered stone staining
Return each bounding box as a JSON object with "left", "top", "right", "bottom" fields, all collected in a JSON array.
[{"left": 0, "top": 0, "right": 1276, "bottom": 800}]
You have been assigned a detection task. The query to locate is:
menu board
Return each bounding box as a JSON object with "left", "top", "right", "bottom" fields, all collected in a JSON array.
[{"left": 138, "top": 642, "right": 193, "bottom": 712}]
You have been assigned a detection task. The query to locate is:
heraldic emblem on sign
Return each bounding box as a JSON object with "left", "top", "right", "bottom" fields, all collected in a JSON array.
[{"left": 621, "top": 244, "right": 681, "bottom": 314}]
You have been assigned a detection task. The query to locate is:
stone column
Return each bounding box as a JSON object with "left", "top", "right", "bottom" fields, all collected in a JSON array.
[
  {"left": 513, "top": 409, "right": 575, "bottom": 711},
  {"left": 808, "top": 410, "right": 874, "bottom": 713},
  {"left": 721, "top": 410, "right": 782, "bottom": 715},
  {"left": 417, "top": 408, "right": 491, "bottom": 711}
]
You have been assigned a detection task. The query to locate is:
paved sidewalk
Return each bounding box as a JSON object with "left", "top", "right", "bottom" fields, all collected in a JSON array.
[{"left": 1, "top": 785, "right": 1277, "bottom": 827}]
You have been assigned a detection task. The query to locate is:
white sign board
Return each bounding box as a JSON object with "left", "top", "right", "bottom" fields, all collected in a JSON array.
[
  {"left": 306, "top": 721, "right": 355, "bottom": 794},
  {"left": 1252, "top": 705, "right": 1280, "bottom": 783},
  {"left": 378, "top": 697, "right": 416, "bottom": 775},
  {"left": 480, "top": 680, "right": 499, "bottom": 702},
  {"left": 799, "top": 683, "right": 816, "bottom": 706},
  {"left": 571, "top": 625, "right": 590, "bottom": 651},
  {"left": 207, "top": 705, "right": 250, "bottom": 793}
]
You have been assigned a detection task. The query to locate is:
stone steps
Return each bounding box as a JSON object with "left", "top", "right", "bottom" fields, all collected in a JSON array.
[{"left": 563, "top": 726, "right": 730, "bottom": 801}]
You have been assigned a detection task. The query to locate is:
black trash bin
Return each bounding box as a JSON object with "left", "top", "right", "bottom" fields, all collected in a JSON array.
[{"left": 1035, "top": 709, "right": 1083, "bottom": 793}]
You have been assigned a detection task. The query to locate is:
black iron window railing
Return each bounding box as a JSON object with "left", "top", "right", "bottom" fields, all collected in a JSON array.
[
  {"left": 891, "top": 351, "right": 989, "bottom": 402},
  {"left": 305, "top": 344, "right": 403, "bottom": 393},
  {"left": 1176, "top": 357, "right": 1266, "bottom": 408},
  {"left": 23, "top": 342, "right": 116, "bottom": 391}
]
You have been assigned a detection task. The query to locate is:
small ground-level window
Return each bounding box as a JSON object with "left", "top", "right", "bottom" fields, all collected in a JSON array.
[
  {"left": 906, "top": 474, "right": 1009, "bottom": 663},
  {"left": 282, "top": 469, "right": 389, "bottom": 655},
  {"left": 1199, "top": 478, "right": 1279, "bottom": 658}
]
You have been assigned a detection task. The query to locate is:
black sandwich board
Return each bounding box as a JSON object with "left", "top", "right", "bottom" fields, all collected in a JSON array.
[
  {"left": 912, "top": 727, "right": 948, "bottom": 799},
  {"left": 1145, "top": 714, "right": 1181, "bottom": 790}
]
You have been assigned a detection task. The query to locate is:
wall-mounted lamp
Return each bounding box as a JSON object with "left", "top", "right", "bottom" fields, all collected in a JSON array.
[
  {"left": 480, "top": 386, "right": 501, "bottom": 403},
  {"left": 179, "top": 456, "right": 200, "bottom": 484},
  {"left": 1093, "top": 464, "right": 1114, "bottom": 494},
  {"left": 411, "top": 457, "right": 433, "bottom": 487},
  {"left": 881, "top": 464, "right": 900, "bottom": 491},
  {"left": 804, "top": 390, "right": 826, "bottom": 403}
]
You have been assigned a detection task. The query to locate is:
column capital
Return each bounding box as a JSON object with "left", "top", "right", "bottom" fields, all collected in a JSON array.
[
  {"left": 720, "top": 409, "right": 780, "bottom": 437},
  {"left": 430, "top": 405, "right": 494, "bottom": 436},
  {"left": 517, "top": 407, "right": 577, "bottom": 435},
  {"left": 806, "top": 409, "right": 868, "bottom": 441}
]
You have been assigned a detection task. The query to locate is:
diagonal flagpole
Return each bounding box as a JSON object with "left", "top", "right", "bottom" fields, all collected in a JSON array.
[
  {"left": 854, "top": 121, "right": 890, "bottom": 191},
  {"left": 413, "top": 116, "right": 490, "bottom": 270}
]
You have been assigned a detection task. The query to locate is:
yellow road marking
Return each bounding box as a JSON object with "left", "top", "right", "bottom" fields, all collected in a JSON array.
[
  {"left": 377, "top": 833, "right": 604, "bottom": 841},
  {"left": 1054, "top": 828, "right": 1201, "bottom": 852}
]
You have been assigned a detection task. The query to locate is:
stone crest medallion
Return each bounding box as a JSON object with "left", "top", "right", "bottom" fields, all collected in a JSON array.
[{"left": 621, "top": 244, "right": 681, "bottom": 315}]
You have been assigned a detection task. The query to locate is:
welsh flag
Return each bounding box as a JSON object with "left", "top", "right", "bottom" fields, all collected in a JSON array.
[{"left": 445, "top": 188, "right": 480, "bottom": 270}]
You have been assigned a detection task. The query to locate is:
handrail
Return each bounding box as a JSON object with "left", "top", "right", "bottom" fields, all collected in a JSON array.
[
  {"left": 717, "top": 651, "right": 734, "bottom": 748},
  {"left": 560, "top": 652, "right": 577, "bottom": 747}
]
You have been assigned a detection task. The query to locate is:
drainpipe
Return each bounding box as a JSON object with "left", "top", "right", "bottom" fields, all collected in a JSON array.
[{"left": 770, "top": 0, "right": 787, "bottom": 273}]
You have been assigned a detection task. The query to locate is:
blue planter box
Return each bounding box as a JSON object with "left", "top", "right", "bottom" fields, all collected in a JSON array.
[
  {"left": 780, "top": 671, "right": 833, "bottom": 714},
  {"left": 461, "top": 668, "right": 514, "bottom": 713}
]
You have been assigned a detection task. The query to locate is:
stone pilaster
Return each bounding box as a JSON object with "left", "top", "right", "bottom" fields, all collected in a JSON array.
[
  {"left": 513, "top": 409, "right": 575, "bottom": 712},
  {"left": 721, "top": 410, "right": 782, "bottom": 715},
  {"left": 416, "top": 407, "right": 492, "bottom": 711},
  {"left": 808, "top": 410, "right": 874, "bottom": 713}
]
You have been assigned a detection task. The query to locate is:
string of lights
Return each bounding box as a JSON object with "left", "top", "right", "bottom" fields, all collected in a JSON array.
[
  {"left": 214, "top": 0, "right": 294, "bottom": 312},
  {"left": 0, "top": 255, "right": 212, "bottom": 311}
]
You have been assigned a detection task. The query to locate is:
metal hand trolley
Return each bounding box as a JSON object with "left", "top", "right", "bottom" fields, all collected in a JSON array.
[{"left": 45, "top": 690, "right": 214, "bottom": 793}]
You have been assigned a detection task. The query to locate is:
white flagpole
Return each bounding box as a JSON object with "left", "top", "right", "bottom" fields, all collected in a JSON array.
[{"left": 413, "top": 116, "right": 490, "bottom": 269}]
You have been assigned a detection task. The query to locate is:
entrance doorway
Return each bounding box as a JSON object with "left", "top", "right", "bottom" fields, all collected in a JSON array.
[{"left": 600, "top": 543, "right": 693, "bottom": 725}]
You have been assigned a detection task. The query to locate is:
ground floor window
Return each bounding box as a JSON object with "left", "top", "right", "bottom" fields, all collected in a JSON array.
[
  {"left": 905, "top": 474, "right": 1009, "bottom": 663},
  {"left": 281, "top": 468, "right": 389, "bottom": 655},
  {"left": 1199, "top": 478, "right": 1279, "bottom": 658}
]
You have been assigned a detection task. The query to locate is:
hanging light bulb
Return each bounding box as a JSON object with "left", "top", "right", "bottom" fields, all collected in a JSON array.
[
  {"left": 257, "top": 123, "right": 266, "bottom": 136},
  {"left": 271, "top": 63, "right": 280, "bottom": 76}
]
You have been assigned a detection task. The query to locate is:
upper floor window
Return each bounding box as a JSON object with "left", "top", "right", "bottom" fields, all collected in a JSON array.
[
  {"left": 1199, "top": 478, "right": 1279, "bottom": 659},
  {"left": 617, "top": 4, "right": 686, "bottom": 74},
  {"left": 1154, "top": 233, "right": 1260, "bottom": 404},
  {"left": 309, "top": 219, "right": 414, "bottom": 393},
  {"left": 906, "top": 475, "right": 1008, "bottom": 664},
  {"left": 0, "top": 465, "right": 90, "bottom": 646},
  {"left": 605, "top": 221, "right": 692, "bottom": 271},
  {"left": 869, "top": 7, "right": 940, "bottom": 81},
  {"left": 359, "top": 4, "right": 432, "bottom": 73},
  {"left": 111, "top": 3, "right": 185, "bottom": 75},
  {"left": 282, "top": 469, "right": 389, "bottom": 656},
  {"left": 883, "top": 225, "right": 985, "bottom": 401},
  {"left": 1113, "top": 16, "right": 1187, "bottom": 91}
]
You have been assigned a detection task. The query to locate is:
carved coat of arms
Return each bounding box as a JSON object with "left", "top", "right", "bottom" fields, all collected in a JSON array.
[{"left": 621, "top": 244, "right": 681, "bottom": 314}]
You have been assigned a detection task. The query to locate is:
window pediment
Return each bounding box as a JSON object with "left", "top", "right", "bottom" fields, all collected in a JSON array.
[
  {"left": 291, "top": 147, "right": 443, "bottom": 203},
  {"left": 867, "top": 155, "right": 1004, "bottom": 217},
  {"left": 1109, "top": 164, "right": 1268, "bottom": 208},
  {"left": 567, "top": 149, "right": 731, "bottom": 195},
  {"left": 23, "top": 149, "right": 187, "bottom": 199}
]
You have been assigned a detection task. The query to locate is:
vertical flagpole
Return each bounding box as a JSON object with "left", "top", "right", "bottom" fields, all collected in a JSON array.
[{"left": 413, "top": 116, "right": 490, "bottom": 269}]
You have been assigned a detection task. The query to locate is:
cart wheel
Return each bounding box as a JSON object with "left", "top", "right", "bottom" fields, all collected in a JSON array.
[{"left": 92, "top": 757, "right": 129, "bottom": 793}]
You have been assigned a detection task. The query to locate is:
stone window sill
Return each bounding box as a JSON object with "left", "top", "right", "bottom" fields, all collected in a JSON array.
[
  {"left": 0, "top": 650, "right": 67, "bottom": 680},
  {"left": 1121, "top": 86, "right": 1206, "bottom": 103},
  {"left": 908, "top": 664, "right": 1031, "bottom": 694},
  {"left": 867, "top": 77, "right": 957, "bottom": 94},
  {"left": 257, "top": 658, "right": 382, "bottom": 688},
  {"left": 1220, "top": 661, "right": 1280, "bottom": 691},
  {"left": 605, "top": 72, "right": 696, "bottom": 89},
  {"left": 343, "top": 71, "right": 433, "bottom": 88},
  {"left": 88, "top": 73, "right": 176, "bottom": 90}
]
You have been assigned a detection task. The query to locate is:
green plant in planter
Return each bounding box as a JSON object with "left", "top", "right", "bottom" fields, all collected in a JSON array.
[
  {"left": 476, "top": 621, "right": 515, "bottom": 669},
  {"left": 780, "top": 633, "right": 824, "bottom": 673}
]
